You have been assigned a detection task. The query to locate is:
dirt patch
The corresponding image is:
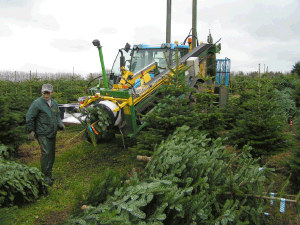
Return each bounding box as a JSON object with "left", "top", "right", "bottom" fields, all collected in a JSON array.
[
  {"left": 17, "top": 129, "right": 84, "bottom": 164},
  {"left": 35, "top": 207, "right": 71, "bottom": 225},
  {"left": 17, "top": 145, "right": 41, "bottom": 163}
]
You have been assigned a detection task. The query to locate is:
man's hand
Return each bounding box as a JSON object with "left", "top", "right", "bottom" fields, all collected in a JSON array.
[
  {"left": 58, "top": 124, "right": 65, "bottom": 131},
  {"left": 28, "top": 131, "right": 35, "bottom": 140}
]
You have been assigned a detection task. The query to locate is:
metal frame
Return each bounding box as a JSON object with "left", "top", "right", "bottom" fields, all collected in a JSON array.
[{"left": 216, "top": 57, "right": 231, "bottom": 85}]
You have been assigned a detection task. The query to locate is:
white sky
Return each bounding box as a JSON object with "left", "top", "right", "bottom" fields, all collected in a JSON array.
[{"left": 0, "top": 0, "right": 299, "bottom": 76}]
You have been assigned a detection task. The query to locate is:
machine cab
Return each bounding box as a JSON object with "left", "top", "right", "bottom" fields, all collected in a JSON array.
[
  {"left": 130, "top": 44, "right": 189, "bottom": 74},
  {"left": 109, "top": 43, "right": 189, "bottom": 87},
  {"left": 110, "top": 43, "right": 132, "bottom": 86}
]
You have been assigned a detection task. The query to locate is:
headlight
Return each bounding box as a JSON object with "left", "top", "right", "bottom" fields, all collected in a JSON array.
[
  {"left": 138, "top": 44, "right": 142, "bottom": 49},
  {"left": 161, "top": 43, "right": 166, "bottom": 48}
]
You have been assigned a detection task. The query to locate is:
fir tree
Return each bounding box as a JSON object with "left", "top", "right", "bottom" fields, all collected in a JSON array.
[
  {"left": 192, "top": 75, "right": 225, "bottom": 139},
  {"left": 291, "top": 61, "right": 300, "bottom": 76},
  {"left": 70, "top": 125, "right": 274, "bottom": 225},
  {"left": 227, "top": 76, "right": 291, "bottom": 157},
  {"left": 130, "top": 49, "right": 198, "bottom": 156},
  {"left": 81, "top": 106, "right": 114, "bottom": 146},
  {"left": 287, "top": 116, "right": 300, "bottom": 193},
  {"left": 0, "top": 95, "right": 25, "bottom": 150}
]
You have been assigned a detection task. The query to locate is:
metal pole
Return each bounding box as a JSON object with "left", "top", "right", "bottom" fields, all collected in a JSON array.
[
  {"left": 15, "top": 71, "right": 17, "bottom": 94},
  {"left": 97, "top": 46, "right": 109, "bottom": 89},
  {"left": 30, "top": 70, "right": 32, "bottom": 97},
  {"left": 192, "top": 0, "right": 197, "bottom": 50},
  {"left": 166, "top": 0, "right": 172, "bottom": 43}
]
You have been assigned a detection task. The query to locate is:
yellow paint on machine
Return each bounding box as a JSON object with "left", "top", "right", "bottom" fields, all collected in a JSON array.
[
  {"left": 80, "top": 64, "right": 184, "bottom": 111},
  {"left": 123, "top": 105, "right": 131, "bottom": 115},
  {"left": 133, "top": 65, "right": 184, "bottom": 105}
]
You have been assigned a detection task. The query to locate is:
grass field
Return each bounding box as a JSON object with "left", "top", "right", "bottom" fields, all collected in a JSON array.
[{"left": 1, "top": 126, "right": 140, "bottom": 225}]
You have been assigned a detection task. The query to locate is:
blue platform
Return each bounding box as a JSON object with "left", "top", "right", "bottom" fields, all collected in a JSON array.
[{"left": 216, "top": 58, "right": 231, "bottom": 85}]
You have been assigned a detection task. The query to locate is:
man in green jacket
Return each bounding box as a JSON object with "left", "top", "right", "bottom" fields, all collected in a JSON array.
[{"left": 26, "top": 84, "right": 65, "bottom": 186}]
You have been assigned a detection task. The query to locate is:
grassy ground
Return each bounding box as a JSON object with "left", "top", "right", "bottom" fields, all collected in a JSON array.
[{"left": 1, "top": 126, "right": 140, "bottom": 225}]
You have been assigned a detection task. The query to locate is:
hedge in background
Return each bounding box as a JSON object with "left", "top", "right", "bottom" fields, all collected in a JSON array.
[{"left": 0, "top": 159, "right": 48, "bottom": 208}]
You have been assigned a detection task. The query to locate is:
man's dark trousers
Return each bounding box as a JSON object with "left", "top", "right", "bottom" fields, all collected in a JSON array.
[{"left": 37, "top": 135, "right": 56, "bottom": 181}]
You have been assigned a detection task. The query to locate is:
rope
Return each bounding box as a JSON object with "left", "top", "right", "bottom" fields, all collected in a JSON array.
[{"left": 65, "top": 120, "right": 99, "bottom": 144}]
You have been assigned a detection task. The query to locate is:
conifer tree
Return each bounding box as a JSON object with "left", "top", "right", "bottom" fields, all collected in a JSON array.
[
  {"left": 227, "top": 75, "right": 290, "bottom": 157},
  {"left": 70, "top": 125, "right": 274, "bottom": 225},
  {"left": 130, "top": 49, "right": 198, "bottom": 156},
  {"left": 291, "top": 61, "right": 300, "bottom": 76},
  {"left": 287, "top": 116, "right": 300, "bottom": 193},
  {"left": 0, "top": 95, "right": 25, "bottom": 150},
  {"left": 192, "top": 75, "right": 225, "bottom": 139}
]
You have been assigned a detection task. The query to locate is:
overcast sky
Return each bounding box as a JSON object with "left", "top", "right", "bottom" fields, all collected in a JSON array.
[{"left": 0, "top": 0, "right": 299, "bottom": 76}]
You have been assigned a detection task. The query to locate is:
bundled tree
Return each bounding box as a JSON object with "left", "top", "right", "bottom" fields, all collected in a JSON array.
[
  {"left": 80, "top": 106, "right": 114, "bottom": 146},
  {"left": 69, "top": 126, "right": 274, "bottom": 224},
  {"left": 0, "top": 158, "right": 48, "bottom": 208}
]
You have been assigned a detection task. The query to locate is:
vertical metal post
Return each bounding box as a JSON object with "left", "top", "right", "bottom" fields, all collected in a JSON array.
[
  {"left": 6, "top": 75, "right": 8, "bottom": 94},
  {"left": 224, "top": 59, "right": 227, "bottom": 85},
  {"left": 30, "top": 70, "right": 32, "bottom": 97},
  {"left": 192, "top": 0, "right": 197, "bottom": 50},
  {"left": 15, "top": 71, "right": 17, "bottom": 94},
  {"left": 258, "top": 63, "right": 261, "bottom": 110},
  {"left": 97, "top": 46, "right": 109, "bottom": 89},
  {"left": 71, "top": 68, "right": 73, "bottom": 93},
  {"left": 166, "top": 0, "right": 172, "bottom": 43}
]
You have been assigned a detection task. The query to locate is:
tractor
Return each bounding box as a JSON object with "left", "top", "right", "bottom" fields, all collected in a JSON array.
[{"left": 78, "top": 30, "right": 229, "bottom": 142}]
